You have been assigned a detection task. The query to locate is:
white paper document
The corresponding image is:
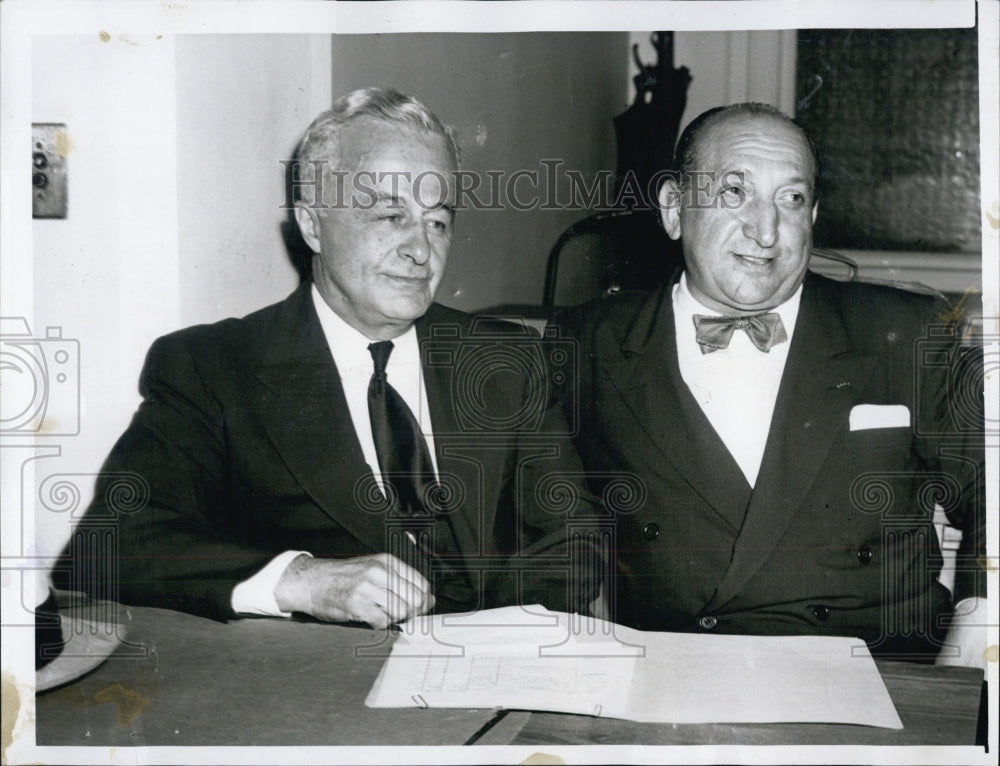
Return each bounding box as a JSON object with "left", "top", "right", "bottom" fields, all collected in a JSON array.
[{"left": 365, "top": 605, "right": 903, "bottom": 729}]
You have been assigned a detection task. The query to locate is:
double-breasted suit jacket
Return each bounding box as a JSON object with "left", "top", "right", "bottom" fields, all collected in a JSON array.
[
  {"left": 560, "top": 272, "right": 983, "bottom": 655},
  {"left": 61, "top": 282, "right": 601, "bottom": 620}
]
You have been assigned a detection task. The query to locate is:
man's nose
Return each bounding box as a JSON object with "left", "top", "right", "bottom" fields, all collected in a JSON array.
[
  {"left": 398, "top": 221, "right": 431, "bottom": 265},
  {"left": 740, "top": 198, "right": 778, "bottom": 248}
]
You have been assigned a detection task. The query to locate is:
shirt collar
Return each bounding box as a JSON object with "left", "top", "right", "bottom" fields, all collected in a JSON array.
[{"left": 310, "top": 283, "right": 420, "bottom": 379}]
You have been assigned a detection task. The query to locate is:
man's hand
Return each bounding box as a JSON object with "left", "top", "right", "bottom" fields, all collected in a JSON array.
[
  {"left": 936, "top": 597, "right": 988, "bottom": 673},
  {"left": 273, "top": 553, "right": 434, "bottom": 629}
]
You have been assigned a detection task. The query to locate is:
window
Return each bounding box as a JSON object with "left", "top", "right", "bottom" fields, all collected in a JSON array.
[{"left": 796, "top": 28, "right": 980, "bottom": 254}]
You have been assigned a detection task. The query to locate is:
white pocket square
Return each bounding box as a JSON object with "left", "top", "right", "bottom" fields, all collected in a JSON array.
[{"left": 849, "top": 404, "right": 910, "bottom": 431}]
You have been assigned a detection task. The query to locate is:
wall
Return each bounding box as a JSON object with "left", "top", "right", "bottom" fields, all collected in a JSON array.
[
  {"left": 675, "top": 30, "right": 797, "bottom": 128},
  {"left": 175, "top": 35, "right": 332, "bottom": 325},
  {"left": 30, "top": 33, "right": 182, "bottom": 567},
  {"left": 27, "top": 34, "right": 332, "bottom": 564},
  {"left": 630, "top": 31, "right": 796, "bottom": 132}
]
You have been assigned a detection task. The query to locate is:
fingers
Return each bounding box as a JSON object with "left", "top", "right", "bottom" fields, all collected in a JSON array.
[
  {"left": 297, "top": 553, "right": 435, "bottom": 628},
  {"left": 350, "top": 581, "right": 414, "bottom": 630},
  {"left": 381, "top": 554, "right": 434, "bottom": 615},
  {"left": 365, "top": 554, "right": 433, "bottom": 625}
]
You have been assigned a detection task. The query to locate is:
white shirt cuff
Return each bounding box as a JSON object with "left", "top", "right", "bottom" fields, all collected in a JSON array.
[{"left": 231, "top": 550, "right": 312, "bottom": 617}]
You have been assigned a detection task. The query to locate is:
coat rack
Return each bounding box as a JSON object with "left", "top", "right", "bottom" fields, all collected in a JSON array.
[
  {"left": 543, "top": 33, "right": 693, "bottom": 307},
  {"left": 613, "top": 32, "right": 691, "bottom": 203}
]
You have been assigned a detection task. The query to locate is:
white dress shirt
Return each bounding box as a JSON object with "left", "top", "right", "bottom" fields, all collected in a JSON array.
[
  {"left": 672, "top": 273, "right": 803, "bottom": 487},
  {"left": 231, "top": 285, "right": 438, "bottom": 616}
]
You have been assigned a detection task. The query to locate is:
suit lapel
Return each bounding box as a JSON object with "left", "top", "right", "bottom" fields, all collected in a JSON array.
[
  {"left": 609, "top": 285, "right": 752, "bottom": 531},
  {"left": 705, "top": 275, "right": 879, "bottom": 611},
  {"left": 253, "top": 284, "right": 388, "bottom": 553},
  {"left": 416, "top": 306, "right": 494, "bottom": 559}
]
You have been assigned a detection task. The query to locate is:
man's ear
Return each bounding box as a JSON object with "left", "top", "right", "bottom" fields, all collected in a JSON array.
[
  {"left": 811, "top": 200, "right": 819, "bottom": 225},
  {"left": 293, "top": 204, "right": 322, "bottom": 254},
  {"left": 657, "top": 178, "right": 683, "bottom": 241}
]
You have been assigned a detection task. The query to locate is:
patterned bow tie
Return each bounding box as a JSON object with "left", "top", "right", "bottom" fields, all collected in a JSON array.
[{"left": 693, "top": 312, "right": 788, "bottom": 354}]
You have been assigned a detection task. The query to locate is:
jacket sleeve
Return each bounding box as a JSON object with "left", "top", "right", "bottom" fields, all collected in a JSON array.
[
  {"left": 55, "top": 332, "right": 275, "bottom": 621},
  {"left": 916, "top": 315, "right": 987, "bottom": 606},
  {"left": 489, "top": 321, "right": 607, "bottom": 615}
]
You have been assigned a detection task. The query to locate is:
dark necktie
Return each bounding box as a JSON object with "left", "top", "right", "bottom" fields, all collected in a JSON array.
[
  {"left": 367, "top": 340, "right": 436, "bottom": 514},
  {"left": 367, "top": 341, "right": 468, "bottom": 609},
  {"left": 693, "top": 313, "right": 788, "bottom": 354}
]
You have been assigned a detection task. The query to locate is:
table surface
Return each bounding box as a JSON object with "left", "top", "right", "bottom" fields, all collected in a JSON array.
[
  {"left": 510, "top": 661, "right": 986, "bottom": 746},
  {"left": 36, "top": 602, "right": 985, "bottom": 748}
]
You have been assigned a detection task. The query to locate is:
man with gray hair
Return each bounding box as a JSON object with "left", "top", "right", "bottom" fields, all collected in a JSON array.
[{"left": 61, "top": 87, "right": 600, "bottom": 628}]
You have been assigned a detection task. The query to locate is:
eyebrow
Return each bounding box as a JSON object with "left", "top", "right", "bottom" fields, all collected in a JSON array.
[
  {"left": 722, "top": 170, "right": 813, "bottom": 186},
  {"left": 372, "top": 192, "right": 455, "bottom": 216},
  {"left": 783, "top": 176, "right": 815, "bottom": 188},
  {"left": 719, "top": 173, "right": 815, "bottom": 197},
  {"left": 372, "top": 192, "right": 405, "bottom": 208}
]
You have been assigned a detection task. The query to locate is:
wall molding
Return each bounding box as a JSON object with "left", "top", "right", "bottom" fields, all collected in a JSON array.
[{"left": 808, "top": 251, "right": 982, "bottom": 296}]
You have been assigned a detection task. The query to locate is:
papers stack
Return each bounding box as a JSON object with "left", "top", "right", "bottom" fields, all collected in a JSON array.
[{"left": 365, "top": 605, "right": 903, "bottom": 728}]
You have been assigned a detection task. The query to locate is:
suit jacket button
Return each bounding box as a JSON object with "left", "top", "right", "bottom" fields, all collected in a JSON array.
[
  {"left": 810, "top": 605, "right": 830, "bottom": 622},
  {"left": 698, "top": 615, "right": 717, "bottom": 630},
  {"left": 642, "top": 523, "right": 660, "bottom": 541},
  {"left": 857, "top": 545, "right": 873, "bottom": 565}
]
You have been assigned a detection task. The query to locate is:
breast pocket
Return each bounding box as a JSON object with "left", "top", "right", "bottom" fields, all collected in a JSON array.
[
  {"left": 846, "top": 425, "right": 914, "bottom": 451},
  {"left": 831, "top": 426, "right": 921, "bottom": 486}
]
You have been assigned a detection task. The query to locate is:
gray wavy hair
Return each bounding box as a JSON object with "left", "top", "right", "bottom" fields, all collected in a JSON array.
[{"left": 297, "top": 87, "right": 461, "bottom": 170}]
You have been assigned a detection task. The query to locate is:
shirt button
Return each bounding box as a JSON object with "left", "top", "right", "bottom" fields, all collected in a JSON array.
[
  {"left": 811, "top": 605, "right": 830, "bottom": 622},
  {"left": 642, "top": 523, "right": 660, "bottom": 541},
  {"left": 857, "top": 545, "right": 873, "bottom": 565},
  {"left": 698, "top": 615, "right": 717, "bottom": 630}
]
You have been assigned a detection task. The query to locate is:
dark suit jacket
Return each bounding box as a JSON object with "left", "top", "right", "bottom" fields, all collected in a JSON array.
[
  {"left": 60, "top": 283, "right": 601, "bottom": 620},
  {"left": 559, "top": 272, "right": 983, "bottom": 655}
]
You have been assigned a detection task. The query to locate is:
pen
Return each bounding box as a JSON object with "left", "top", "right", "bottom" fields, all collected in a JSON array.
[{"left": 403, "top": 529, "right": 451, "bottom": 574}]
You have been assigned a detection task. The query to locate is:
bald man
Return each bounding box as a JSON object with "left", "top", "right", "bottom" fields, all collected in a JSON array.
[{"left": 560, "top": 103, "right": 985, "bottom": 667}]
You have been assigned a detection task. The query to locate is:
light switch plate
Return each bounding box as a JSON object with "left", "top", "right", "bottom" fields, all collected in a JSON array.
[{"left": 32, "top": 123, "right": 68, "bottom": 219}]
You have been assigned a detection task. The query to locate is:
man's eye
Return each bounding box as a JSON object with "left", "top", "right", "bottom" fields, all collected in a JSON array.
[
  {"left": 381, "top": 214, "right": 404, "bottom": 224},
  {"left": 426, "top": 218, "right": 450, "bottom": 233},
  {"left": 781, "top": 191, "right": 808, "bottom": 207},
  {"left": 719, "top": 186, "right": 745, "bottom": 205}
]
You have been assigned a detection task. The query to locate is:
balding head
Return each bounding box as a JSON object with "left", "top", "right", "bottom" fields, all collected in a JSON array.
[{"left": 673, "top": 103, "right": 817, "bottom": 190}]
